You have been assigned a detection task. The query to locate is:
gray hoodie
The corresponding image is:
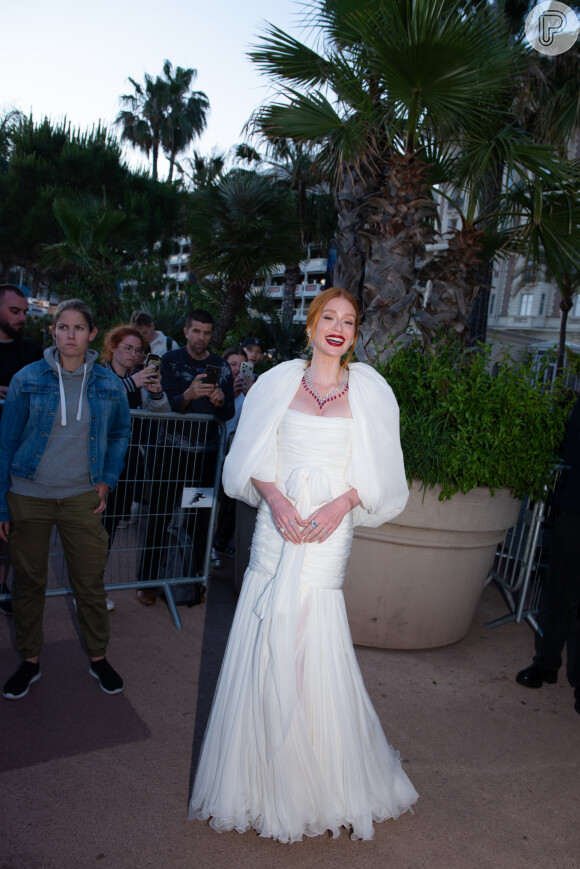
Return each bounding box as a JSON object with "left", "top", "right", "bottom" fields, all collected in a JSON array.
[{"left": 11, "top": 347, "right": 97, "bottom": 500}]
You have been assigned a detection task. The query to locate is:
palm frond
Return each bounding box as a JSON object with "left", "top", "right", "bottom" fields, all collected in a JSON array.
[
  {"left": 250, "top": 23, "right": 337, "bottom": 89},
  {"left": 501, "top": 179, "right": 580, "bottom": 293}
]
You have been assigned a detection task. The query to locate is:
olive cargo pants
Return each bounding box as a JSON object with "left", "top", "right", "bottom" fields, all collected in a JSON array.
[{"left": 7, "top": 490, "right": 110, "bottom": 659}]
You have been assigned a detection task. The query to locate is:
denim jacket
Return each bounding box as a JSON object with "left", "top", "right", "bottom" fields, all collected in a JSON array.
[{"left": 0, "top": 357, "right": 131, "bottom": 522}]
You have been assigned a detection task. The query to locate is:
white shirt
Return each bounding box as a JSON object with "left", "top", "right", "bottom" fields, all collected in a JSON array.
[
  {"left": 149, "top": 331, "right": 179, "bottom": 355},
  {"left": 225, "top": 392, "right": 245, "bottom": 440}
]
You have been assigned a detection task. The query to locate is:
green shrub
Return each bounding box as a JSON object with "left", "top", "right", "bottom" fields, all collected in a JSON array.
[{"left": 378, "top": 343, "right": 574, "bottom": 501}]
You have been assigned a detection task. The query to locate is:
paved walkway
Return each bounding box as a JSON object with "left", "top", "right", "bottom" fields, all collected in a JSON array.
[{"left": 1, "top": 565, "right": 578, "bottom": 869}]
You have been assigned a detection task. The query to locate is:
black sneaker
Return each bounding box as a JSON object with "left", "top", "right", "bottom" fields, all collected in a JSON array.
[
  {"left": 89, "top": 658, "right": 124, "bottom": 695},
  {"left": 3, "top": 661, "right": 41, "bottom": 700}
]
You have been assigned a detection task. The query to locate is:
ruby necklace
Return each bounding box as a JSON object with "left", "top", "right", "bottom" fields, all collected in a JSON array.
[{"left": 302, "top": 366, "right": 349, "bottom": 409}]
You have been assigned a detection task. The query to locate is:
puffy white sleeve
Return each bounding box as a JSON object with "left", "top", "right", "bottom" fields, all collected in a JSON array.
[
  {"left": 222, "top": 360, "right": 305, "bottom": 507},
  {"left": 346, "top": 363, "right": 409, "bottom": 528}
]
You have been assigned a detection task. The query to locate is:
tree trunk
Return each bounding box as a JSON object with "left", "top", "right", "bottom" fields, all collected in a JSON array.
[
  {"left": 463, "top": 163, "right": 504, "bottom": 347},
  {"left": 213, "top": 281, "right": 249, "bottom": 350},
  {"left": 416, "top": 224, "right": 485, "bottom": 347},
  {"left": 281, "top": 264, "right": 300, "bottom": 329},
  {"left": 167, "top": 150, "right": 176, "bottom": 183},
  {"left": 152, "top": 139, "right": 159, "bottom": 181},
  {"left": 557, "top": 275, "right": 573, "bottom": 376},
  {"left": 334, "top": 153, "right": 436, "bottom": 364},
  {"left": 333, "top": 159, "right": 379, "bottom": 307}
]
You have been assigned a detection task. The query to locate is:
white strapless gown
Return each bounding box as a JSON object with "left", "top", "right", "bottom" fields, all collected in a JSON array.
[{"left": 189, "top": 410, "right": 418, "bottom": 842}]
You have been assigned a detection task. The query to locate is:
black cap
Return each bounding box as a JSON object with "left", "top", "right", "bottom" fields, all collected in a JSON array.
[{"left": 242, "top": 336, "right": 262, "bottom": 348}]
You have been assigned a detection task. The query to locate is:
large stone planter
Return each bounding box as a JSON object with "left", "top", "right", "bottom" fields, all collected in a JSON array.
[{"left": 342, "top": 484, "right": 521, "bottom": 650}]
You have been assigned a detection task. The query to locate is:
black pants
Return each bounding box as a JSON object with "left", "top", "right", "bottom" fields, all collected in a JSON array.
[
  {"left": 102, "top": 445, "right": 143, "bottom": 550},
  {"left": 534, "top": 508, "right": 580, "bottom": 687},
  {"left": 214, "top": 484, "right": 236, "bottom": 551},
  {"left": 138, "top": 446, "right": 217, "bottom": 586}
]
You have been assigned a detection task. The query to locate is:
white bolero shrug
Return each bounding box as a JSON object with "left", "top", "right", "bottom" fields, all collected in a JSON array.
[{"left": 222, "top": 359, "right": 409, "bottom": 529}]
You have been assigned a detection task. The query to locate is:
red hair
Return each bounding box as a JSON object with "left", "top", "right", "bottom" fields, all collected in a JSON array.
[
  {"left": 306, "top": 287, "right": 359, "bottom": 367},
  {"left": 101, "top": 325, "right": 142, "bottom": 363}
]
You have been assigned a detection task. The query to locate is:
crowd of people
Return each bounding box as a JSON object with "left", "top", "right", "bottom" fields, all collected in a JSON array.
[
  {"left": 0, "top": 282, "right": 578, "bottom": 844},
  {"left": 0, "top": 285, "right": 264, "bottom": 699}
]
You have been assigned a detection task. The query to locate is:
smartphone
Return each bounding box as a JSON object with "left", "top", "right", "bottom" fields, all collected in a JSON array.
[
  {"left": 145, "top": 353, "right": 161, "bottom": 371},
  {"left": 204, "top": 364, "right": 220, "bottom": 386},
  {"left": 240, "top": 360, "right": 254, "bottom": 378}
]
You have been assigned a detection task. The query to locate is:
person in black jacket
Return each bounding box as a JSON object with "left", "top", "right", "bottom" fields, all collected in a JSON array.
[
  {"left": 516, "top": 398, "right": 580, "bottom": 714},
  {"left": 0, "top": 285, "right": 43, "bottom": 616},
  {"left": 0, "top": 285, "right": 43, "bottom": 401}
]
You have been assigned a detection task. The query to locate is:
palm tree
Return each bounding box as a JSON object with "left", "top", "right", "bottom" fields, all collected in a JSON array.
[
  {"left": 116, "top": 60, "right": 209, "bottom": 182},
  {"left": 245, "top": 287, "right": 306, "bottom": 362},
  {"left": 248, "top": 0, "right": 549, "bottom": 361},
  {"left": 181, "top": 149, "right": 226, "bottom": 190},
  {"left": 41, "top": 194, "right": 146, "bottom": 320},
  {"left": 501, "top": 175, "right": 580, "bottom": 373},
  {"left": 187, "top": 168, "right": 302, "bottom": 347},
  {"left": 160, "top": 60, "right": 209, "bottom": 183},
  {"left": 502, "top": 39, "right": 580, "bottom": 370},
  {"left": 0, "top": 109, "right": 24, "bottom": 173},
  {"left": 116, "top": 73, "right": 166, "bottom": 180},
  {"left": 514, "top": 38, "right": 580, "bottom": 157},
  {"left": 235, "top": 140, "right": 336, "bottom": 327}
]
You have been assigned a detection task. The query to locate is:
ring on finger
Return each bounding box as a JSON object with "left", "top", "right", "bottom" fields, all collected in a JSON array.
[
  {"left": 322, "top": 529, "right": 328, "bottom": 535},
  {"left": 289, "top": 520, "right": 294, "bottom": 526},
  {"left": 311, "top": 520, "right": 319, "bottom": 528}
]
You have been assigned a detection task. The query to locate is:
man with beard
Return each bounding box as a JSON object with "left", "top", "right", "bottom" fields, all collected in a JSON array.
[
  {"left": 0, "top": 285, "right": 43, "bottom": 616},
  {"left": 136, "top": 310, "right": 234, "bottom": 605},
  {"left": 0, "top": 285, "right": 43, "bottom": 400}
]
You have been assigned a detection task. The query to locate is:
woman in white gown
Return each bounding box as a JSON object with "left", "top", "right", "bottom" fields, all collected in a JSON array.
[{"left": 189, "top": 288, "right": 418, "bottom": 842}]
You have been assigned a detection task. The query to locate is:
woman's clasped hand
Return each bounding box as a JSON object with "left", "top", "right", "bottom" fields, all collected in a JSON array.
[{"left": 266, "top": 487, "right": 355, "bottom": 545}]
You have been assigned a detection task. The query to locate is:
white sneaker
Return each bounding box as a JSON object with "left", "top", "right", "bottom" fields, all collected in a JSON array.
[
  {"left": 118, "top": 502, "right": 141, "bottom": 529},
  {"left": 73, "top": 597, "right": 115, "bottom": 613},
  {"left": 211, "top": 547, "right": 222, "bottom": 568}
]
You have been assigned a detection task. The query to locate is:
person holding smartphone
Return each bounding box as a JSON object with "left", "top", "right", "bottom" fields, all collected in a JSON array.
[
  {"left": 137, "top": 310, "right": 234, "bottom": 606},
  {"left": 99, "top": 326, "right": 170, "bottom": 607},
  {"left": 241, "top": 336, "right": 265, "bottom": 369},
  {"left": 212, "top": 346, "right": 254, "bottom": 559}
]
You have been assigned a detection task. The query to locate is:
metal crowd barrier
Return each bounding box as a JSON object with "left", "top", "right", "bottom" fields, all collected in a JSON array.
[
  {"left": 486, "top": 465, "right": 566, "bottom": 633},
  {"left": 0, "top": 409, "right": 227, "bottom": 630}
]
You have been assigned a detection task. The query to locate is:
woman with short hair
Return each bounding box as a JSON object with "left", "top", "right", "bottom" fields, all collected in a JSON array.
[{"left": 0, "top": 299, "right": 131, "bottom": 699}]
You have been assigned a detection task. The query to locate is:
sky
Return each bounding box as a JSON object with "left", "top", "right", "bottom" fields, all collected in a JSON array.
[{"left": 2, "top": 0, "right": 309, "bottom": 176}]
